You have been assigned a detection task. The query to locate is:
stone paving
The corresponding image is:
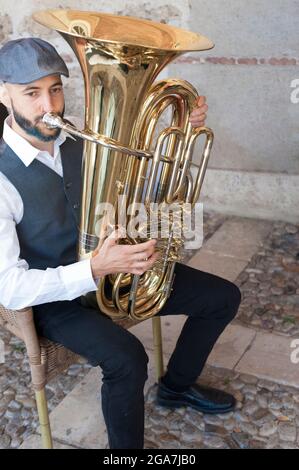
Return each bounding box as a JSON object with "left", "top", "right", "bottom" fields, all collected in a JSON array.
[
  {"left": 235, "top": 221, "right": 299, "bottom": 336},
  {"left": 144, "top": 365, "right": 299, "bottom": 449},
  {"left": 1, "top": 212, "right": 299, "bottom": 449}
]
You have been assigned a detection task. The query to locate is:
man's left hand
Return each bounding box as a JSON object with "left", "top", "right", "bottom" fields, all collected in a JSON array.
[{"left": 189, "top": 96, "right": 208, "bottom": 128}]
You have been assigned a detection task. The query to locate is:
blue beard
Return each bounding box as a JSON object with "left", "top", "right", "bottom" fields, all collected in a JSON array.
[{"left": 12, "top": 104, "right": 64, "bottom": 142}]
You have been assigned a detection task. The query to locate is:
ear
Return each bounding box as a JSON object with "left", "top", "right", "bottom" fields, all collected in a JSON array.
[{"left": 0, "top": 84, "right": 12, "bottom": 110}]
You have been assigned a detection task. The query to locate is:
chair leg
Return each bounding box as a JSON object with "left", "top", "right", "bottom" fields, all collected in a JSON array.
[
  {"left": 152, "top": 316, "right": 164, "bottom": 381},
  {"left": 35, "top": 388, "right": 53, "bottom": 449}
]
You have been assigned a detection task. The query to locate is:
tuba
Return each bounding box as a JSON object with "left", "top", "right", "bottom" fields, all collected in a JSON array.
[{"left": 33, "top": 10, "right": 214, "bottom": 321}]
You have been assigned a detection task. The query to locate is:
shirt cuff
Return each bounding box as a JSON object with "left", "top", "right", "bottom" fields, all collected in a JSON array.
[{"left": 59, "top": 259, "right": 98, "bottom": 299}]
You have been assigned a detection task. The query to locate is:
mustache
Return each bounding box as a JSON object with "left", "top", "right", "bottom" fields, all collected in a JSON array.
[{"left": 36, "top": 111, "right": 64, "bottom": 125}]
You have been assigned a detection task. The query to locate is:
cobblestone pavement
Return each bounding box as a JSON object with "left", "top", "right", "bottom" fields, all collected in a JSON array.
[
  {"left": 144, "top": 365, "right": 299, "bottom": 449},
  {"left": 1, "top": 212, "right": 299, "bottom": 449},
  {"left": 235, "top": 221, "right": 299, "bottom": 336}
]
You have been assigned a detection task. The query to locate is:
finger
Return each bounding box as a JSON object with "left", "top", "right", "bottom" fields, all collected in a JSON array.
[
  {"left": 131, "top": 269, "right": 146, "bottom": 276},
  {"left": 133, "top": 260, "right": 153, "bottom": 270},
  {"left": 194, "top": 121, "right": 205, "bottom": 128},
  {"left": 190, "top": 105, "right": 208, "bottom": 117},
  {"left": 132, "top": 249, "right": 160, "bottom": 262},
  {"left": 189, "top": 111, "right": 207, "bottom": 125},
  {"left": 196, "top": 95, "right": 206, "bottom": 106},
  {"left": 115, "top": 239, "right": 157, "bottom": 258},
  {"left": 190, "top": 110, "right": 207, "bottom": 120},
  {"left": 199, "top": 104, "right": 209, "bottom": 114},
  {"left": 190, "top": 122, "right": 205, "bottom": 129},
  {"left": 130, "top": 239, "right": 157, "bottom": 253},
  {"left": 130, "top": 253, "right": 160, "bottom": 275},
  {"left": 150, "top": 251, "right": 161, "bottom": 262},
  {"left": 129, "top": 249, "right": 156, "bottom": 263},
  {"left": 131, "top": 255, "right": 159, "bottom": 272},
  {"left": 135, "top": 250, "right": 160, "bottom": 265},
  {"left": 190, "top": 113, "right": 207, "bottom": 122},
  {"left": 190, "top": 113, "right": 207, "bottom": 123},
  {"left": 124, "top": 242, "right": 156, "bottom": 258},
  {"left": 105, "top": 227, "right": 126, "bottom": 246},
  {"left": 131, "top": 252, "right": 151, "bottom": 262}
]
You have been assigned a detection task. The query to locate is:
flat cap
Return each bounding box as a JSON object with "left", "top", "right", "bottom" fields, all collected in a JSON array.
[{"left": 0, "top": 37, "right": 69, "bottom": 84}]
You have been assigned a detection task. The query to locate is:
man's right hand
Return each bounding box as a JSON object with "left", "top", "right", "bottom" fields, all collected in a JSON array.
[{"left": 90, "top": 228, "right": 160, "bottom": 280}]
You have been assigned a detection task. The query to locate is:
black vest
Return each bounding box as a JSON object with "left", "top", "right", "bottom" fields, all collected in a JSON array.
[{"left": 0, "top": 136, "right": 83, "bottom": 270}]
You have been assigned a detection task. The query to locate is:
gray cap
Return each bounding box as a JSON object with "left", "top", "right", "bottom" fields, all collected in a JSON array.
[{"left": 0, "top": 37, "right": 69, "bottom": 84}]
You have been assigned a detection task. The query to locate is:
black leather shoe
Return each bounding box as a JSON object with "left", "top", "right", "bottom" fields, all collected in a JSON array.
[{"left": 157, "top": 381, "right": 236, "bottom": 414}]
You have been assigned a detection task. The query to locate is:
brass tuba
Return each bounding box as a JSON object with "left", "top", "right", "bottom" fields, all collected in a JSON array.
[{"left": 33, "top": 10, "right": 214, "bottom": 321}]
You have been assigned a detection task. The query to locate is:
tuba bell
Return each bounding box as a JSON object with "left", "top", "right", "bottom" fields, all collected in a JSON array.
[{"left": 33, "top": 9, "right": 214, "bottom": 321}]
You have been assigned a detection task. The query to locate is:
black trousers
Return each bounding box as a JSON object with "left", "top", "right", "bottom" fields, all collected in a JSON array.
[{"left": 33, "top": 263, "right": 241, "bottom": 449}]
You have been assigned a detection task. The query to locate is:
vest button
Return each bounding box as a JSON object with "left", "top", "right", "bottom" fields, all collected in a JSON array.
[
  {"left": 65, "top": 182, "right": 72, "bottom": 189},
  {"left": 73, "top": 203, "right": 79, "bottom": 210}
]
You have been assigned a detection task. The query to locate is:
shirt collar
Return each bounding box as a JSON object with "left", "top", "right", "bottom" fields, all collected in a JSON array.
[{"left": 3, "top": 115, "right": 67, "bottom": 167}]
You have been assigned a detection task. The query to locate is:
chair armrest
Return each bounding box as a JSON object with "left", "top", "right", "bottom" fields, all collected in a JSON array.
[{"left": 15, "top": 308, "right": 41, "bottom": 361}]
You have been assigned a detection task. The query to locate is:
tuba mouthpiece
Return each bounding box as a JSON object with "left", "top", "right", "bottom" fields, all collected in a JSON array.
[{"left": 42, "top": 112, "right": 62, "bottom": 129}]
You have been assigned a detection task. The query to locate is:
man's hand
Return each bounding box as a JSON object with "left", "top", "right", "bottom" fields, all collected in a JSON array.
[
  {"left": 90, "top": 228, "right": 160, "bottom": 280},
  {"left": 189, "top": 95, "right": 208, "bottom": 128}
]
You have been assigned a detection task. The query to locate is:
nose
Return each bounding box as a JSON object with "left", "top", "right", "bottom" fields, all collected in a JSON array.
[{"left": 40, "top": 92, "right": 55, "bottom": 114}]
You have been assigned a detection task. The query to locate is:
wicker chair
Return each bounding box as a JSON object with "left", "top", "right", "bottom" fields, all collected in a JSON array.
[{"left": 0, "top": 304, "right": 164, "bottom": 449}]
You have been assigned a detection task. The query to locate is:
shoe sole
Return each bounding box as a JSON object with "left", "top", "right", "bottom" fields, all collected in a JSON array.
[{"left": 156, "top": 397, "right": 236, "bottom": 415}]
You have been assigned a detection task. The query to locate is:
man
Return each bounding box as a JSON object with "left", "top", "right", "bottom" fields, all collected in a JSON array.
[{"left": 0, "top": 38, "right": 241, "bottom": 449}]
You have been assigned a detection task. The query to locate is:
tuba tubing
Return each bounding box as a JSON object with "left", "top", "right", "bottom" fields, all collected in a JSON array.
[{"left": 34, "top": 9, "right": 214, "bottom": 321}]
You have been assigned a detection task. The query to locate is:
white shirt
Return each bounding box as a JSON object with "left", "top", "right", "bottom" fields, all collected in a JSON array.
[{"left": 0, "top": 116, "right": 97, "bottom": 310}]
